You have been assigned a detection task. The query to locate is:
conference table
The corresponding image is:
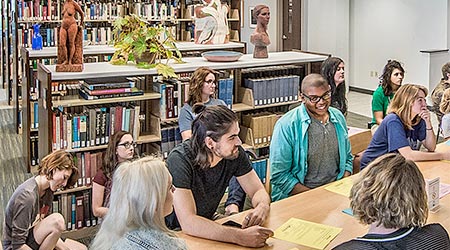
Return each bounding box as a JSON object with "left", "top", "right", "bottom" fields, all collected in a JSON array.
[{"left": 179, "top": 143, "right": 450, "bottom": 250}]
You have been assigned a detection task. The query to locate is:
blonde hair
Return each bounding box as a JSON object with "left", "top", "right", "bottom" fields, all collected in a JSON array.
[
  {"left": 351, "top": 153, "right": 428, "bottom": 229},
  {"left": 439, "top": 88, "right": 450, "bottom": 114},
  {"left": 388, "top": 84, "right": 428, "bottom": 130},
  {"left": 38, "top": 150, "right": 78, "bottom": 188},
  {"left": 90, "top": 156, "right": 174, "bottom": 250}
]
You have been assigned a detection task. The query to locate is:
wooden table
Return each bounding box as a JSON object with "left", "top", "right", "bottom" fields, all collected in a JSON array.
[{"left": 179, "top": 159, "right": 450, "bottom": 249}]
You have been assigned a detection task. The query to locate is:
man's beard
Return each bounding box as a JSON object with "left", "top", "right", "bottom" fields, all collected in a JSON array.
[{"left": 213, "top": 146, "right": 239, "bottom": 160}]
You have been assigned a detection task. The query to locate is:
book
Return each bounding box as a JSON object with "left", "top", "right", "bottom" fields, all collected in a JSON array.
[
  {"left": 78, "top": 88, "right": 144, "bottom": 100},
  {"left": 81, "top": 86, "right": 140, "bottom": 96},
  {"left": 82, "top": 77, "right": 135, "bottom": 90}
]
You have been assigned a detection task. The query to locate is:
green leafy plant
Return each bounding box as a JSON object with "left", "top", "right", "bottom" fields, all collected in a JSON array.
[{"left": 110, "top": 14, "right": 183, "bottom": 78}]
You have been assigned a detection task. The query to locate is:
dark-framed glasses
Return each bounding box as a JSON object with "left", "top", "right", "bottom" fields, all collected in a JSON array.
[
  {"left": 204, "top": 79, "right": 216, "bottom": 84},
  {"left": 302, "top": 91, "right": 332, "bottom": 103},
  {"left": 118, "top": 142, "right": 137, "bottom": 149}
]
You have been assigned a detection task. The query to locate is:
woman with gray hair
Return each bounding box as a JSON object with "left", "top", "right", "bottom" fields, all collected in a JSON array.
[
  {"left": 90, "top": 156, "right": 187, "bottom": 250},
  {"left": 334, "top": 153, "right": 450, "bottom": 249}
]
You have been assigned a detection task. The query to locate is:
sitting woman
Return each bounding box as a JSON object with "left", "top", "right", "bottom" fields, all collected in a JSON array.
[
  {"left": 92, "top": 130, "right": 137, "bottom": 218},
  {"left": 360, "top": 84, "right": 450, "bottom": 169},
  {"left": 90, "top": 156, "right": 187, "bottom": 250},
  {"left": 439, "top": 88, "right": 450, "bottom": 140},
  {"left": 179, "top": 66, "right": 226, "bottom": 141},
  {"left": 2, "top": 150, "right": 86, "bottom": 250},
  {"left": 334, "top": 153, "right": 450, "bottom": 250},
  {"left": 371, "top": 60, "right": 405, "bottom": 126},
  {"left": 320, "top": 57, "right": 347, "bottom": 116}
]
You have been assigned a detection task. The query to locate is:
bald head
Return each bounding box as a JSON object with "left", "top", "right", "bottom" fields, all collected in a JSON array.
[{"left": 301, "top": 73, "right": 329, "bottom": 93}]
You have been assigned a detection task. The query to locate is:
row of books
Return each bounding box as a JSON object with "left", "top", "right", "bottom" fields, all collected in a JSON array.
[
  {"left": 243, "top": 75, "right": 300, "bottom": 107},
  {"left": 79, "top": 77, "right": 144, "bottom": 100},
  {"left": 17, "top": 0, "right": 126, "bottom": 22},
  {"left": 18, "top": 26, "right": 58, "bottom": 48},
  {"left": 242, "top": 112, "right": 283, "bottom": 147},
  {"left": 53, "top": 190, "right": 98, "bottom": 231},
  {"left": 217, "top": 78, "right": 233, "bottom": 109},
  {"left": 241, "top": 65, "right": 305, "bottom": 79},
  {"left": 131, "top": 1, "right": 181, "bottom": 20},
  {"left": 74, "top": 151, "right": 103, "bottom": 188},
  {"left": 153, "top": 80, "right": 180, "bottom": 120},
  {"left": 160, "top": 122, "right": 182, "bottom": 159},
  {"left": 51, "top": 104, "right": 141, "bottom": 150},
  {"left": 251, "top": 158, "right": 268, "bottom": 184}
]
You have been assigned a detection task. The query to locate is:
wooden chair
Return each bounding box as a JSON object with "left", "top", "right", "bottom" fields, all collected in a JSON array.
[{"left": 349, "top": 129, "right": 372, "bottom": 174}]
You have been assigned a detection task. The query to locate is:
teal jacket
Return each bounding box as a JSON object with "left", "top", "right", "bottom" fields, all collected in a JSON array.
[{"left": 269, "top": 104, "right": 353, "bottom": 201}]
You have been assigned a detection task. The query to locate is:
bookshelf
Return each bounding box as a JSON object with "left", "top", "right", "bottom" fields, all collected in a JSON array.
[{"left": 21, "top": 42, "right": 245, "bottom": 172}]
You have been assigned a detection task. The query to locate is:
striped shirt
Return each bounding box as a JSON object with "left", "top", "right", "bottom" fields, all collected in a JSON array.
[{"left": 333, "top": 224, "right": 450, "bottom": 250}]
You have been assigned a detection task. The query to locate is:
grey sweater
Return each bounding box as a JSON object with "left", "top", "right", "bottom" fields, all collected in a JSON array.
[{"left": 111, "top": 228, "right": 187, "bottom": 250}]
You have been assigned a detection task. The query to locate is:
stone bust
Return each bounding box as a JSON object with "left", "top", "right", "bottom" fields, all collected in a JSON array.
[{"left": 250, "top": 5, "right": 270, "bottom": 58}]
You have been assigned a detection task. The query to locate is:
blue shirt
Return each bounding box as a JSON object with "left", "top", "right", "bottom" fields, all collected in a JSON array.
[
  {"left": 178, "top": 98, "right": 226, "bottom": 133},
  {"left": 360, "top": 113, "right": 426, "bottom": 169},
  {"left": 269, "top": 104, "right": 353, "bottom": 201}
]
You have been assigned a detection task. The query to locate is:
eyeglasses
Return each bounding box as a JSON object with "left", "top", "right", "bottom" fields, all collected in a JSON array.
[
  {"left": 118, "top": 142, "right": 137, "bottom": 149},
  {"left": 302, "top": 91, "right": 332, "bottom": 103},
  {"left": 204, "top": 79, "right": 216, "bottom": 84}
]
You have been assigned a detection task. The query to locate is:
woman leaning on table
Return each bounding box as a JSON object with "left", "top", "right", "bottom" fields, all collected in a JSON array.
[
  {"left": 92, "top": 130, "right": 137, "bottom": 218},
  {"left": 360, "top": 84, "right": 450, "bottom": 169},
  {"left": 2, "top": 150, "right": 86, "bottom": 250},
  {"left": 90, "top": 156, "right": 187, "bottom": 250},
  {"left": 333, "top": 153, "right": 450, "bottom": 250}
]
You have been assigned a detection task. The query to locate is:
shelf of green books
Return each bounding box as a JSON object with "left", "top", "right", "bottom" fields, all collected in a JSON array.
[
  {"left": 52, "top": 92, "right": 161, "bottom": 108},
  {"left": 55, "top": 186, "right": 91, "bottom": 196}
]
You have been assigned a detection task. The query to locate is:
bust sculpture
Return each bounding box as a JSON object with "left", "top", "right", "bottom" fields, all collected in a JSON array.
[
  {"left": 56, "top": 0, "right": 84, "bottom": 72},
  {"left": 250, "top": 5, "right": 270, "bottom": 58}
]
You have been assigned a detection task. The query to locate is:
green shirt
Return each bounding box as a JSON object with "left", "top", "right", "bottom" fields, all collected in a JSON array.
[{"left": 371, "top": 85, "right": 393, "bottom": 123}]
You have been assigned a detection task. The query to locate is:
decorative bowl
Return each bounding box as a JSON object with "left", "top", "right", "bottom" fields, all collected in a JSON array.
[{"left": 201, "top": 50, "right": 243, "bottom": 62}]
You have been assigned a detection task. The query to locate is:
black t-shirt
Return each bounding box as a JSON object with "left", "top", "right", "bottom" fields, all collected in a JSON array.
[
  {"left": 333, "top": 224, "right": 450, "bottom": 250},
  {"left": 167, "top": 139, "right": 253, "bottom": 220}
]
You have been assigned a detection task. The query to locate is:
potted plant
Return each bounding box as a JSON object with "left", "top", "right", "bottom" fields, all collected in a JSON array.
[{"left": 110, "top": 14, "right": 183, "bottom": 78}]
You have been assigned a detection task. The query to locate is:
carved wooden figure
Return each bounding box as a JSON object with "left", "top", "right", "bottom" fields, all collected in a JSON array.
[{"left": 56, "top": 0, "right": 84, "bottom": 72}]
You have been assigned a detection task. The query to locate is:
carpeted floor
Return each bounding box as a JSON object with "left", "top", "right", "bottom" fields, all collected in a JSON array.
[{"left": 0, "top": 108, "right": 371, "bottom": 241}]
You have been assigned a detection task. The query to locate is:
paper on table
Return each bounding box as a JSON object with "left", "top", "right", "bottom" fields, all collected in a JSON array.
[
  {"left": 324, "top": 177, "right": 353, "bottom": 197},
  {"left": 274, "top": 218, "right": 342, "bottom": 250}
]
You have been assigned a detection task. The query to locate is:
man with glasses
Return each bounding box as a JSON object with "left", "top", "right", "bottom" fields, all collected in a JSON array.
[{"left": 269, "top": 73, "right": 353, "bottom": 201}]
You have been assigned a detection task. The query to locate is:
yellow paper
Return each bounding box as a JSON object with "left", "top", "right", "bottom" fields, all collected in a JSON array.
[
  {"left": 324, "top": 177, "right": 353, "bottom": 197},
  {"left": 274, "top": 218, "right": 342, "bottom": 250}
]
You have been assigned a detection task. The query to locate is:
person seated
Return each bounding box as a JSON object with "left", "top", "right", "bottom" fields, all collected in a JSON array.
[
  {"left": 439, "top": 88, "right": 450, "bottom": 140},
  {"left": 361, "top": 84, "right": 450, "bottom": 169},
  {"left": 2, "top": 150, "right": 86, "bottom": 250},
  {"left": 92, "top": 131, "right": 137, "bottom": 218},
  {"left": 270, "top": 73, "right": 353, "bottom": 202},
  {"left": 321, "top": 57, "right": 347, "bottom": 116},
  {"left": 333, "top": 153, "right": 450, "bottom": 250},
  {"left": 431, "top": 62, "right": 450, "bottom": 123},
  {"left": 166, "top": 104, "right": 273, "bottom": 248},
  {"left": 90, "top": 156, "right": 187, "bottom": 250},
  {"left": 371, "top": 60, "right": 405, "bottom": 127},
  {"left": 178, "top": 66, "right": 245, "bottom": 216}
]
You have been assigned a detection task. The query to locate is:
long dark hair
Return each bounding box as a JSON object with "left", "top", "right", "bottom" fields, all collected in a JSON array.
[
  {"left": 320, "top": 57, "right": 347, "bottom": 115},
  {"left": 102, "top": 130, "right": 134, "bottom": 179},
  {"left": 380, "top": 60, "right": 405, "bottom": 96},
  {"left": 187, "top": 67, "right": 217, "bottom": 106},
  {"left": 191, "top": 104, "right": 238, "bottom": 169}
]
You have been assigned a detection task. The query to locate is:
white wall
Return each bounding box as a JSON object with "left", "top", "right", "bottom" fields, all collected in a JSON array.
[
  {"left": 240, "top": 0, "right": 279, "bottom": 54},
  {"left": 303, "top": 0, "right": 449, "bottom": 91},
  {"left": 302, "top": 0, "right": 350, "bottom": 64}
]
